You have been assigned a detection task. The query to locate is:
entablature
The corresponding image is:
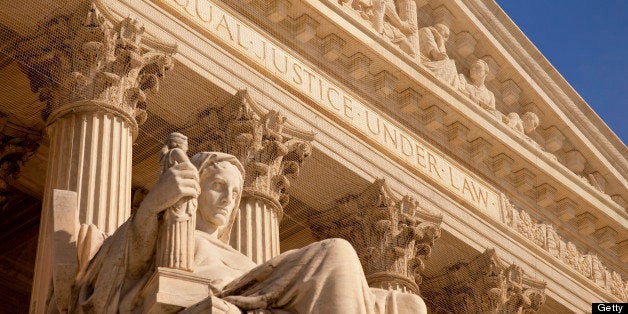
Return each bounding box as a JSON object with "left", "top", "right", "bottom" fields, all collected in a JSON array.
[
  {"left": 191, "top": 0, "right": 628, "bottom": 276},
  {"left": 97, "top": 0, "right": 627, "bottom": 296}
]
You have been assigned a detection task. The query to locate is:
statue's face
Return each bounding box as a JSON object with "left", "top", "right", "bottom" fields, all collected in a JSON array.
[
  {"left": 438, "top": 27, "right": 450, "bottom": 42},
  {"left": 522, "top": 114, "right": 539, "bottom": 133},
  {"left": 470, "top": 61, "right": 487, "bottom": 83},
  {"left": 198, "top": 163, "right": 242, "bottom": 227}
]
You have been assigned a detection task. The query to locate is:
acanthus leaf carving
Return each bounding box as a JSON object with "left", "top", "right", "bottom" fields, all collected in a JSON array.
[
  {"left": 14, "top": 1, "right": 174, "bottom": 125},
  {"left": 188, "top": 90, "right": 312, "bottom": 212},
  {"left": 309, "top": 179, "right": 442, "bottom": 294},
  {"left": 422, "top": 249, "right": 547, "bottom": 314}
]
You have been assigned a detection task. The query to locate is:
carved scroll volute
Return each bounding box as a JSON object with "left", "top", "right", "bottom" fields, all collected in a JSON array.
[
  {"left": 310, "top": 179, "right": 442, "bottom": 295},
  {"left": 422, "top": 249, "right": 547, "bottom": 314},
  {"left": 15, "top": 0, "right": 174, "bottom": 128}
]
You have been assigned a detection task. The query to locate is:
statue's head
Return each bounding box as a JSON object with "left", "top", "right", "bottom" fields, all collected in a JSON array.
[
  {"left": 470, "top": 59, "right": 489, "bottom": 84},
  {"left": 434, "top": 23, "right": 450, "bottom": 41},
  {"left": 191, "top": 152, "right": 245, "bottom": 243},
  {"left": 521, "top": 112, "right": 540, "bottom": 134}
]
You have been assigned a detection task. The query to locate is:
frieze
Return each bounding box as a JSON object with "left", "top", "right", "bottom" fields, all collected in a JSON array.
[
  {"left": 501, "top": 197, "right": 627, "bottom": 301},
  {"left": 422, "top": 249, "right": 547, "bottom": 314}
]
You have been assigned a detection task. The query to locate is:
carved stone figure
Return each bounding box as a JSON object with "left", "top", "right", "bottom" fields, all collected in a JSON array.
[
  {"left": 503, "top": 111, "right": 540, "bottom": 135},
  {"left": 502, "top": 111, "right": 546, "bottom": 150},
  {"left": 339, "top": 0, "right": 418, "bottom": 58},
  {"left": 418, "top": 24, "right": 461, "bottom": 88},
  {"left": 459, "top": 59, "right": 496, "bottom": 111},
  {"left": 373, "top": 0, "right": 418, "bottom": 58},
  {"left": 522, "top": 112, "right": 540, "bottom": 134},
  {"left": 157, "top": 133, "right": 196, "bottom": 271},
  {"left": 188, "top": 90, "right": 313, "bottom": 263},
  {"left": 68, "top": 151, "right": 428, "bottom": 313},
  {"left": 504, "top": 112, "right": 525, "bottom": 134}
]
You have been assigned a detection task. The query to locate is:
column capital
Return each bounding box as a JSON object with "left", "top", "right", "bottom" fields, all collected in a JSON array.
[
  {"left": 309, "top": 179, "right": 442, "bottom": 294},
  {"left": 190, "top": 90, "right": 314, "bottom": 215},
  {"left": 422, "top": 249, "right": 547, "bottom": 313},
  {"left": 15, "top": 0, "right": 175, "bottom": 133}
]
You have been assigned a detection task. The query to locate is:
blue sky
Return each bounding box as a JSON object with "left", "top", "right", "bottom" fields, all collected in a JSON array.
[{"left": 496, "top": 1, "right": 627, "bottom": 145}]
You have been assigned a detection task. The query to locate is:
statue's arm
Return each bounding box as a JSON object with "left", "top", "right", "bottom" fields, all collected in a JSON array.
[
  {"left": 383, "top": 0, "right": 415, "bottom": 34},
  {"left": 127, "top": 162, "right": 200, "bottom": 278}
]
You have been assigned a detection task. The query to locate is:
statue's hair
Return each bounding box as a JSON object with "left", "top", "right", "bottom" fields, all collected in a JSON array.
[
  {"left": 190, "top": 152, "right": 245, "bottom": 243},
  {"left": 522, "top": 112, "right": 540, "bottom": 126},
  {"left": 474, "top": 59, "right": 490, "bottom": 75},
  {"left": 434, "top": 23, "right": 450, "bottom": 36},
  {"left": 522, "top": 112, "right": 540, "bottom": 133}
]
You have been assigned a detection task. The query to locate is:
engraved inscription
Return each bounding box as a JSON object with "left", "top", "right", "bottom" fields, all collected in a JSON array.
[{"left": 160, "top": 0, "right": 501, "bottom": 217}]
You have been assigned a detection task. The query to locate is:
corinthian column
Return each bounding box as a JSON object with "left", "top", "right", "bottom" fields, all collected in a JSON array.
[
  {"left": 422, "top": 249, "right": 547, "bottom": 313},
  {"left": 309, "top": 179, "right": 442, "bottom": 295},
  {"left": 189, "top": 90, "right": 312, "bottom": 263},
  {"left": 15, "top": 2, "right": 174, "bottom": 312}
]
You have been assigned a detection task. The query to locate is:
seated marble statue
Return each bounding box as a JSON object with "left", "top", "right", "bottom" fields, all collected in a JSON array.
[
  {"left": 71, "top": 151, "right": 427, "bottom": 313},
  {"left": 418, "top": 24, "right": 461, "bottom": 88},
  {"left": 459, "top": 59, "right": 496, "bottom": 112}
]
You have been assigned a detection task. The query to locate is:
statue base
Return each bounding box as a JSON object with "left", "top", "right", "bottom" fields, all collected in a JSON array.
[{"left": 141, "top": 267, "right": 215, "bottom": 313}]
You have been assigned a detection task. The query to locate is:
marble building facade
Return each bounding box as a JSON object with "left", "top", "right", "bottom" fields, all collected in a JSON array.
[{"left": 0, "top": 0, "right": 625, "bottom": 312}]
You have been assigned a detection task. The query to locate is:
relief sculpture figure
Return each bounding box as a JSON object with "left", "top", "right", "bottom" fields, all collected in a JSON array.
[
  {"left": 459, "top": 59, "right": 496, "bottom": 112},
  {"left": 373, "top": 0, "right": 418, "bottom": 58},
  {"left": 342, "top": 0, "right": 418, "bottom": 58},
  {"left": 69, "top": 144, "right": 428, "bottom": 312},
  {"left": 502, "top": 111, "right": 547, "bottom": 151},
  {"left": 418, "top": 24, "right": 461, "bottom": 88}
]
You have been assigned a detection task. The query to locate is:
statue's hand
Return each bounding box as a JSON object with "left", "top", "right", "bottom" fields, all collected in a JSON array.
[
  {"left": 400, "top": 21, "right": 416, "bottom": 34},
  {"left": 432, "top": 50, "right": 448, "bottom": 61},
  {"left": 141, "top": 161, "right": 200, "bottom": 215}
]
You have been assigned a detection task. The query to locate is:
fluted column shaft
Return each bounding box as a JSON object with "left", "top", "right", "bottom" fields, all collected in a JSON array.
[
  {"left": 31, "top": 102, "right": 137, "bottom": 312},
  {"left": 46, "top": 103, "right": 135, "bottom": 231},
  {"left": 230, "top": 196, "right": 281, "bottom": 264}
]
